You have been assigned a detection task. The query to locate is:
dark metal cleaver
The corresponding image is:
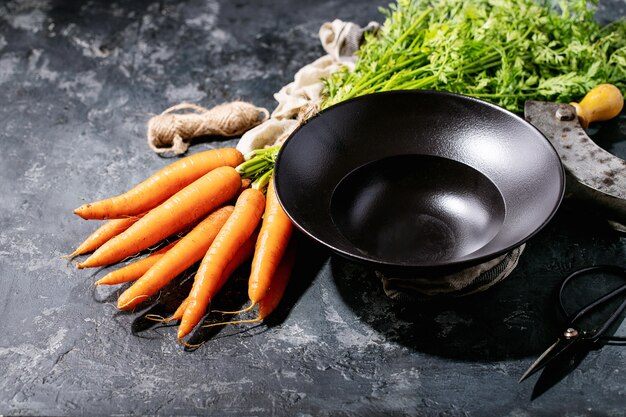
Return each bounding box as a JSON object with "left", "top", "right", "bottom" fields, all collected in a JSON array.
[{"left": 524, "top": 85, "right": 626, "bottom": 231}]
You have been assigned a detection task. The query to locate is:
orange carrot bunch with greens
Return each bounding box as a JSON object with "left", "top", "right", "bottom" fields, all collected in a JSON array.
[{"left": 70, "top": 146, "right": 297, "bottom": 346}]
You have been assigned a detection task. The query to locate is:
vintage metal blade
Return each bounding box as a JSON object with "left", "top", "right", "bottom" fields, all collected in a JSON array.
[
  {"left": 519, "top": 334, "right": 579, "bottom": 383},
  {"left": 524, "top": 101, "right": 626, "bottom": 230},
  {"left": 519, "top": 339, "right": 561, "bottom": 383},
  {"left": 530, "top": 341, "right": 591, "bottom": 400}
]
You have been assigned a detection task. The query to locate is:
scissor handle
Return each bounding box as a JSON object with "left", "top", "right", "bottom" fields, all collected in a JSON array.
[{"left": 559, "top": 265, "right": 626, "bottom": 342}]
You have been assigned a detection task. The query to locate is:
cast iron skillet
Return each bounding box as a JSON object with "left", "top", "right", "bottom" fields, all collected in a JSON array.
[{"left": 274, "top": 90, "right": 565, "bottom": 276}]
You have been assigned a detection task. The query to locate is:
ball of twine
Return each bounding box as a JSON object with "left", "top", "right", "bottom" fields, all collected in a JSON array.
[{"left": 147, "top": 101, "right": 270, "bottom": 155}]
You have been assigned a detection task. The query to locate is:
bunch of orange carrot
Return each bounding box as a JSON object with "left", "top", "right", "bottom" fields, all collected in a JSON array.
[{"left": 69, "top": 147, "right": 295, "bottom": 343}]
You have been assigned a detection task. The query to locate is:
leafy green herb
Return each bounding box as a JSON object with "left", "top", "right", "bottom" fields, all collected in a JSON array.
[{"left": 321, "top": 0, "right": 626, "bottom": 112}]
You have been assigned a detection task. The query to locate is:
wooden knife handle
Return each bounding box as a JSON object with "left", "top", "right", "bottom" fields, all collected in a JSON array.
[{"left": 570, "top": 84, "right": 624, "bottom": 129}]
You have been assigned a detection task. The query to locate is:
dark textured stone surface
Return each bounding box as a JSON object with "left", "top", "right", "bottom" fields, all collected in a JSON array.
[{"left": 0, "top": 1, "right": 625, "bottom": 416}]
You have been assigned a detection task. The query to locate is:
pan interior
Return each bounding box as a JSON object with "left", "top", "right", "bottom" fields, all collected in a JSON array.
[{"left": 330, "top": 154, "right": 506, "bottom": 264}]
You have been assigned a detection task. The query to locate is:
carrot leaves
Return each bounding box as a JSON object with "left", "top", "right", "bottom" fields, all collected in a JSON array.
[
  {"left": 236, "top": 145, "right": 281, "bottom": 191},
  {"left": 321, "top": 0, "right": 626, "bottom": 112}
]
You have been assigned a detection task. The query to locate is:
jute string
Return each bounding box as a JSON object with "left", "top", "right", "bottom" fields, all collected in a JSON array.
[{"left": 147, "top": 101, "right": 269, "bottom": 155}]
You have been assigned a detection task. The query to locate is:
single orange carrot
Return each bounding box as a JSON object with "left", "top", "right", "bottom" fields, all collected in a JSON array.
[
  {"left": 204, "top": 228, "right": 259, "bottom": 304},
  {"left": 74, "top": 147, "right": 243, "bottom": 220},
  {"left": 167, "top": 230, "right": 258, "bottom": 321},
  {"left": 77, "top": 166, "right": 241, "bottom": 269},
  {"left": 95, "top": 240, "right": 178, "bottom": 286},
  {"left": 178, "top": 188, "right": 265, "bottom": 339},
  {"left": 257, "top": 240, "right": 297, "bottom": 319},
  {"left": 66, "top": 215, "right": 142, "bottom": 258},
  {"left": 248, "top": 177, "right": 293, "bottom": 303},
  {"left": 116, "top": 205, "right": 235, "bottom": 310}
]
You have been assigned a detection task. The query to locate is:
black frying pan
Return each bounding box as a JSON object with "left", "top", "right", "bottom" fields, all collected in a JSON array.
[{"left": 274, "top": 90, "right": 565, "bottom": 275}]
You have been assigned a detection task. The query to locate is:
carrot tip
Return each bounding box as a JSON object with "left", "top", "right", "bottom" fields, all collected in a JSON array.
[
  {"left": 117, "top": 294, "right": 149, "bottom": 310},
  {"left": 177, "top": 329, "right": 188, "bottom": 340},
  {"left": 73, "top": 207, "right": 90, "bottom": 219}
]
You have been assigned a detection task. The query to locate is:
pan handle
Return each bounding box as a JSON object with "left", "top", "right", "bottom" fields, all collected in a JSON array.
[{"left": 570, "top": 84, "right": 623, "bottom": 129}]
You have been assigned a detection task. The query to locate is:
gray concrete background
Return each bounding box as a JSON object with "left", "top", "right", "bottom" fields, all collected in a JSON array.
[{"left": 1, "top": 1, "right": 625, "bottom": 415}]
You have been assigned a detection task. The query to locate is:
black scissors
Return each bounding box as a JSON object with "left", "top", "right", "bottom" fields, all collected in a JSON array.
[{"left": 519, "top": 265, "right": 626, "bottom": 385}]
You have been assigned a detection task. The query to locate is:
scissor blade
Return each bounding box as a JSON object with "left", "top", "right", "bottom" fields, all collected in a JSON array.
[
  {"left": 531, "top": 344, "right": 590, "bottom": 400},
  {"left": 519, "top": 336, "right": 578, "bottom": 383}
]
